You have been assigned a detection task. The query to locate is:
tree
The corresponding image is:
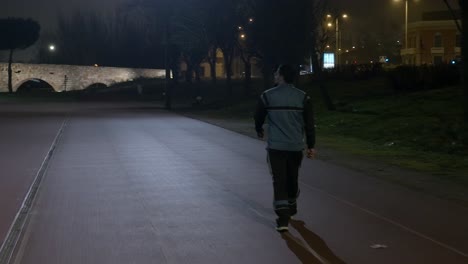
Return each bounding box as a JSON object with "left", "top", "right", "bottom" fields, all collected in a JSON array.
[
  {"left": 247, "top": 0, "right": 316, "bottom": 90},
  {"left": 236, "top": 1, "right": 261, "bottom": 97},
  {"left": 122, "top": 0, "right": 179, "bottom": 109},
  {"left": 53, "top": 9, "right": 166, "bottom": 69},
  {"left": 245, "top": 0, "right": 336, "bottom": 109},
  {"left": 313, "top": 1, "right": 334, "bottom": 69},
  {"left": 0, "top": 18, "right": 40, "bottom": 93},
  {"left": 173, "top": 0, "right": 243, "bottom": 95},
  {"left": 171, "top": 0, "right": 211, "bottom": 84},
  {"left": 237, "top": 32, "right": 259, "bottom": 96},
  {"left": 217, "top": 0, "right": 241, "bottom": 98},
  {"left": 443, "top": 0, "right": 462, "bottom": 32},
  {"left": 54, "top": 13, "right": 110, "bottom": 66},
  {"left": 460, "top": 0, "right": 468, "bottom": 127},
  {"left": 200, "top": 0, "right": 241, "bottom": 98},
  {"left": 217, "top": 21, "right": 236, "bottom": 98},
  {"left": 443, "top": 0, "right": 467, "bottom": 126},
  {"left": 311, "top": 1, "right": 336, "bottom": 111}
]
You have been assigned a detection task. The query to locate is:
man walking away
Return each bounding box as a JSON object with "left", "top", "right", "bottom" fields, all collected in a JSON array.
[{"left": 254, "top": 64, "right": 316, "bottom": 232}]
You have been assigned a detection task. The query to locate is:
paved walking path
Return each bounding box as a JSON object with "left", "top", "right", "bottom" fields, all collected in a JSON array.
[{"left": 1, "top": 103, "right": 467, "bottom": 263}]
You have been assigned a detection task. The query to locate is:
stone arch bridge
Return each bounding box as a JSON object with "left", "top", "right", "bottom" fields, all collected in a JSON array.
[{"left": 0, "top": 63, "right": 166, "bottom": 93}]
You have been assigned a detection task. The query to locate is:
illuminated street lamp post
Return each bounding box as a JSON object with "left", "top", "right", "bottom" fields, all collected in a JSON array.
[
  {"left": 328, "top": 13, "right": 348, "bottom": 68},
  {"left": 336, "top": 17, "right": 339, "bottom": 67},
  {"left": 394, "top": 0, "right": 409, "bottom": 63},
  {"left": 405, "top": 0, "right": 408, "bottom": 50}
]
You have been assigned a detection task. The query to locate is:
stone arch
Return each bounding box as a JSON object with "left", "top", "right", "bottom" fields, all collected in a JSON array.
[
  {"left": 14, "top": 78, "right": 58, "bottom": 93},
  {"left": 81, "top": 83, "right": 111, "bottom": 95},
  {"left": 84, "top": 83, "right": 108, "bottom": 91}
]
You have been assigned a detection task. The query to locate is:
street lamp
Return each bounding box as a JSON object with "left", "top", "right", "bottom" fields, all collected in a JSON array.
[
  {"left": 394, "top": 0, "right": 409, "bottom": 63},
  {"left": 46, "top": 44, "right": 56, "bottom": 64},
  {"left": 335, "top": 14, "right": 348, "bottom": 68},
  {"left": 325, "top": 13, "right": 349, "bottom": 68},
  {"left": 404, "top": 0, "right": 409, "bottom": 50}
]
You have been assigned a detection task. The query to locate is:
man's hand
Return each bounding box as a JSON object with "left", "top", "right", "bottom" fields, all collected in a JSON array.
[
  {"left": 257, "top": 130, "right": 264, "bottom": 139},
  {"left": 306, "top": 148, "right": 316, "bottom": 159}
]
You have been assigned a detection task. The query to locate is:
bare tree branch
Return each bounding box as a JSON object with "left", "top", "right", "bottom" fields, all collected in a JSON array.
[{"left": 443, "top": 0, "right": 462, "bottom": 32}]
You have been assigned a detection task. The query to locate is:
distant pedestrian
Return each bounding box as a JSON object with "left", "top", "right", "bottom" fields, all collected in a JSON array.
[{"left": 254, "top": 64, "right": 316, "bottom": 232}]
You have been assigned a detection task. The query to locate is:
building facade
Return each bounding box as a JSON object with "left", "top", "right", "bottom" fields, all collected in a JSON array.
[
  {"left": 401, "top": 12, "right": 461, "bottom": 66},
  {"left": 180, "top": 49, "right": 262, "bottom": 80}
]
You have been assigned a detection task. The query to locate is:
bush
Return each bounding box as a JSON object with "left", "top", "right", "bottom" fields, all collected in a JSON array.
[{"left": 388, "top": 65, "right": 460, "bottom": 92}]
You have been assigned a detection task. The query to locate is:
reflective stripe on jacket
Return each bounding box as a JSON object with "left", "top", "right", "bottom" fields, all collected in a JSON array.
[{"left": 254, "top": 84, "right": 315, "bottom": 151}]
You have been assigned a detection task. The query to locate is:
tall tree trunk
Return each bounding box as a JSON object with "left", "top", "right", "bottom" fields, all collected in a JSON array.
[
  {"left": 444, "top": 0, "right": 462, "bottom": 32},
  {"left": 208, "top": 48, "right": 217, "bottom": 85},
  {"left": 185, "top": 60, "right": 193, "bottom": 83},
  {"left": 225, "top": 63, "right": 233, "bottom": 98},
  {"left": 223, "top": 49, "right": 234, "bottom": 98},
  {"left": 8, "top": 49, "right": 14, "bottom": 94},
  {"left": 171, "top": 64, "right": 179, "bottom": 85},
  {"left": 262, "top": 63, "right": 274, "bottom": 93},
  {"left": 461, "top": 0, "right": 468, "bottom": 126},
  {"left": 194, "top": 65, "right": 202, "bottom": 98},
  {"left": 243, "top": 58, "right": 252, "bottom": 97},
  {"left": 311, "top": 51, "right": 336, "bottom": 111},
  {"left": 194, "top": 65, "right": 201, "bottom": 83}
]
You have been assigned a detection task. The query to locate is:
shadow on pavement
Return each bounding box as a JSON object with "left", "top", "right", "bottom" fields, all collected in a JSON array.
[{"left": 281, "top": 219, "right": 346, "bottom": 264}]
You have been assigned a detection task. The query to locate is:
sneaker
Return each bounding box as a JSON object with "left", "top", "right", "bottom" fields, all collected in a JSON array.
[
  {"left": 276, "top": 226, "right": 289, "bottom": 232},
  {"left": 276, "top": 218, "right": 289, "bottom": 233},
  {"left": 289, "top": 212, "right": 296, "bottom": 220}
]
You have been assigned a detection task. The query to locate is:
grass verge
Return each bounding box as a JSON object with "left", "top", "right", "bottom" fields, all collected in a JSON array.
[{"left": 181, "top": 77, "right": 468, "bottom": 206}]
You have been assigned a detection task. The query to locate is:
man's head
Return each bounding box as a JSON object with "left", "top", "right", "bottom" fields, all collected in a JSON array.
[{"left": 274, "top": 64, "right": 296, "bottom": 85}]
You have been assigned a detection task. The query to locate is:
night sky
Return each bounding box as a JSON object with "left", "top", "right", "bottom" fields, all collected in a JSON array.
[
  {"left": 0, "top": 0, "right": 126, "bottom": 30},
  {"left": 0, "top": 0, "right": 460, "bottom": 62}
]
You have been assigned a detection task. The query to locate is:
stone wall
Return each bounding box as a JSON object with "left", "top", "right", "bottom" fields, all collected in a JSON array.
[{"left": 0, "top": 63, "right": 166, "bottom": 92}]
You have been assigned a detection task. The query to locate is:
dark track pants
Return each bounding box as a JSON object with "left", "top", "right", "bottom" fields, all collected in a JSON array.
[{"left": 267, "top": 149, "right": 303, "bottom": 225}]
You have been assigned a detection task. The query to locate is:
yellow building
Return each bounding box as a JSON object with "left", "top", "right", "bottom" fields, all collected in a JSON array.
[
  {"left": 181, "top": 49, "right": 261, "bottom": 80},
  {"left": 401, "top": 12, "right": 461, "bottom": 65},
  {"left": 199, "top": 49, "right": 227, "bottom": 78}
]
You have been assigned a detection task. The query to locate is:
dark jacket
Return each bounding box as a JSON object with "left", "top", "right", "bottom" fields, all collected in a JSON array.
[{"left": 254, "top": 83, "right": 315, "bottom": 151}]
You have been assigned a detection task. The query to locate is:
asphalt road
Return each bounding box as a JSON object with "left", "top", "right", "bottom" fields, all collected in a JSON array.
[{"left": 1, "top": 102, "right": 467, "bottom": 264}]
